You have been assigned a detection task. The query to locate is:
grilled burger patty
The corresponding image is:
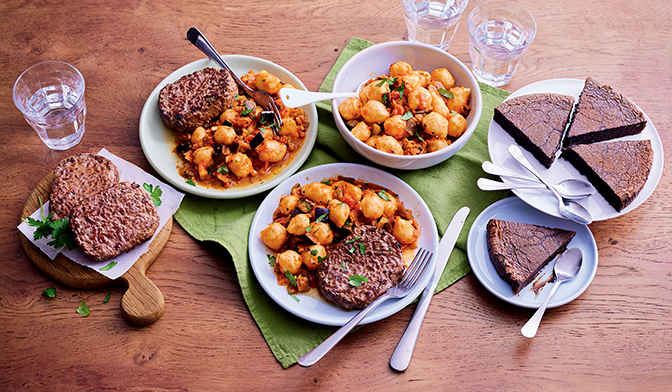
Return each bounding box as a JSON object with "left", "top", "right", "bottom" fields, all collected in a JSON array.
[
  {"left": 317, "top": 226, "right": 404, "bottom": 310},
  {"left": 49, "top": 153, "right": 119, "bottom": 220},
  {"left": 69, "top": 182, "right": 160, "bottom": 262},
  {"left": 158, "top": 67, "right": 238, "bottom": 132}
]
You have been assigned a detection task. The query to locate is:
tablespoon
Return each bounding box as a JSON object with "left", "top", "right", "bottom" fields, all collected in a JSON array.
[
  {"left": 521, "top": 247, "right": 583, "bottom": 338},
  {"left": 477, "top": 178, "right": 594, "bottom": 200},
  {"left": 508, "top": 145, "right": 592, "bottom": 225},
  {"left": 481, "top": 161, "right": 596, "bottom": 200},
  {"left": 186, "top": 27, "right": 283, "bottom": 127}
]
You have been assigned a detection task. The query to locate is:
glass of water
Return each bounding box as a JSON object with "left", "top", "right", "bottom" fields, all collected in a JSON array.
[
  {"left": 467, "top": 0, "right": 536, "bottom": 87},
  {"left": 401, "top": 0, "right": 470, "bottom": 51},
  {"left": 13, "top": 61, "right": 86, "bottom": 150}
]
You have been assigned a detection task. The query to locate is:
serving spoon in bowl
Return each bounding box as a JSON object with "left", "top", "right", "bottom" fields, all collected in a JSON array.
[
  {"left": 508, "top": 145, "right": 593, "bottom": 225},
  {"left": 481, "top": 161, "right": 595, "bottom": 200},
  {"left": 279, "top": 79, "right": 372, "bottom": 108}
]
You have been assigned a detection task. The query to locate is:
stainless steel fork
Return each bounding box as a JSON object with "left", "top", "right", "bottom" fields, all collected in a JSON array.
[
  {"left": 186, "top": 27, "right": 283, "bottom": 127},
  {"left": 298, "top": 248, "right": 434, "bottom": 367}
]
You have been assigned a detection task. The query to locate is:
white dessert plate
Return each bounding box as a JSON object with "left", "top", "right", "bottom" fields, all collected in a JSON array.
[
  {"left": 487, "top": 78, "right": 663, "bottom": 221},
  {"left": 139, "top": 57, "right": 318, "bottom": 199},
  {"left": 248, "top": 163, "right": 439, "bottom": 326},
  {"left": 467, "top": 197, "right": 598, "bottom": 308}
]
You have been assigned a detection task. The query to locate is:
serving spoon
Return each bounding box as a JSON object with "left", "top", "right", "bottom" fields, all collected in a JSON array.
[
  {"left": 508, "top": 145, "right": 592, "bottom": 225},
  {"left": 521, "top": 247, "right": 583, "bottom": 338},
  {"left": 477, "top": 178, "right": 594, "bottom": 200},
  {"left": 481, "top": 161, "right": 595, "bottom": 200},
  {"left": 279, "top": 79, "right": 371, "bottom": 108}
]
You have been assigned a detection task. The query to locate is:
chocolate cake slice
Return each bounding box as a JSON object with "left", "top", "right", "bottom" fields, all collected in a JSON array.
[
  {"left": 493, "top": 93, "right": 575, "bottom": 168},
  {"left": 486, "top": 219, "right": 576, "bottom": 295},
  {"left": 564, "top": 77, "right": 647, "bottom": 146},
  {"left": 561, "top": 139, "right": 653, "bottom": 212}
]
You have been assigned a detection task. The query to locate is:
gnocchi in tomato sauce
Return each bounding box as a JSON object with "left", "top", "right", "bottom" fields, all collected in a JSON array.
[
  {"left": 260, "top": 176, "right": 420, "bottom": 294},
  {"left": 339, "top": 61, "right": 471, "bottom": 155}
]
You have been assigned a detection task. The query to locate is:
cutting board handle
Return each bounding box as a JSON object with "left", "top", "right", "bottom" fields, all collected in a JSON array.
[{"left": 118, "top": 261, "right": 165, "bottom": 326}]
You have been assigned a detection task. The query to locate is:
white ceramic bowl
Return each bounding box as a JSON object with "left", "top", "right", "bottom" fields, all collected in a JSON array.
[{"left": 331, "top": 41, "right": 482, "bottom": 170}]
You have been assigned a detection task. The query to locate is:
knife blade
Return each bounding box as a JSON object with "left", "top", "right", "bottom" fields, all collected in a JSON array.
[{"left": 389, "top": 206, "right": 470, "bottom": 372}]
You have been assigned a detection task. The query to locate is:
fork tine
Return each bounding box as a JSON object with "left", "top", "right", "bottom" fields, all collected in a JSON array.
[
  {"left": 268, "top": 99, "right": 283, "bottom": 127},
  {"left": 400, "top": 249, "right": 432, "bottom": 286}
]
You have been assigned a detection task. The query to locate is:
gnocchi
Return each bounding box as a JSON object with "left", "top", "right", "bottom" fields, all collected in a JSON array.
[{"left": 338, "top": 62, "right": 471, "bottom": 156}]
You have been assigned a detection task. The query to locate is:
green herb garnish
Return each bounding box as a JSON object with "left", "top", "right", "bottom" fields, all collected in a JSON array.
[
  {"left": 103, "top": 292, "right": 111, "bottom": 303},
  {"left": 310, "top": 249, "right": 318, "bottom": 256},
  {"left": 416, "top": 129, "right": 425, "bottom": 142},
  {"left": 284, "top": 271, "right": 297, "bottom": 288},
  {"left": 23, "top": 197, "right": 76, "bottom": 250},
  {"left": 340, "top": 261, "right": 348, "bottom": 272},
  {"left": 305, "top": 226, "right": 313, "bottom": 233},
  {"left": 43, "top": 287, "right": 57, "bottom": 298},
  {"left": 77, "top": 301, "right": 90, "bottom": 317},
  {"left": 267, "top": 254, "right": 276, "bottom": 267},
  {"left": 345, "top": 236, "right": 361, "bottom": 244},
  {"left": 290, "top": 293, "right": 300, "bottom": 303},
  {"left": 438, "top": 88, "right": 454, "bottom": 100},
  {"left": 400, "top": 111, "right": 413, "bottom": 121},
  {"left": 186, "top": 179, "right": 196, "bottom": 186},
  {"left": 315, "top": 212, "right": 329, "bottom": 223},
  {"left": 143, "top": 183, "right": 163, "bottom": 206},
  {"left": 359, "top": 242, "right": 366, "bottom": 255},
  {"left": 317, "top": 255, "right": 327, "bottom": 264},
  {"left": 377, "top": 190, "right": 390, "bottom": 201},
  {"left": 348, "top": 275, "right": 370, "bottom": 287},
  {"left": 100, "top": 262, "right": 117, "bottom": 271},
  {"left": 217, "top": 164, "right": 229, "bottom": 175}
]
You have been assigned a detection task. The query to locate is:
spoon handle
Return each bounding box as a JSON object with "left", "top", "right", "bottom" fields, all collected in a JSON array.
[
  {"left": 508, "top": 146, "right": 561, "bottom": 197},
  {"left": 477, "top": 178, "right": 547, "bottom": 192},
  {"left": 521, "top": 280, "right": 563, "bottom": 338},
  {"left": 482, "top": 161, "right": 539, "bottom": 183},
  {"left": 279, "top": 88, "right": 356, "bottom": 108}
]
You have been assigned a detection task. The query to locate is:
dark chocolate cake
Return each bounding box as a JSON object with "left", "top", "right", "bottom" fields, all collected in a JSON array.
[
  {"left": 486, "top": 219, "right": 576, "bottom": 295},
  {"left": 561, "top": 139, "right": 653, "bottom": 212},
  {"left": 494, "top": 93, "right": 575, "bottom": 168},
  {"left": 564, "top": 77, "right": 647, "bottom": 146}
]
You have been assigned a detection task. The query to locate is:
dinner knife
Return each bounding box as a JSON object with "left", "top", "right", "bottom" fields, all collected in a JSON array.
[{"left": 389, "top": 206, "right": 470, "bottom": 372}]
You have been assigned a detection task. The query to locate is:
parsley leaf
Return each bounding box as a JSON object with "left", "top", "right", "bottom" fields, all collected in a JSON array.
[
  {"left": 310, "top": 249, "right": 318, "bottom": 256},
  {"left": 143, "top": 183, "right": 163, "bottom": 206},
  {"left": 186, "top": 179, "right": 196, "bottom": 186},
  {"left": 345, "top": 236, "right": 361, "bottom": 244},
  {"left": 315, "top": 211, "right": 329, "bottom": 223},
  {"left": 290, "top": 293, "right": 300, "bottom": 303},
  {"left": 317, "top": 255, "right": 327, "bottom": 264},
  {"left": 359, "top": 242, "right": 366, "bottom": 255},
  {"left": 77, "top": 301, "right": 91, "bottom": 317},
  {"left": 305, "top": 226, "right": 313, "bottom": 233},
  {"left": 400, "top": 111, "right": 413, "bottom": 121},
  {"left": 43, "top": 287, "right": 57, "bottom": 298},
  {"left": 217, "top": 165, "right": 229, "bottom": 175},
  {"left": 23, "top": 197, "right": 76, "bottom": 250},
  {"left": 103, "top": 292, "right": 111, "bottom": 303},
  {"left": 100, "top": 262, "right": 117, "bottom": 271},
  {"left": 348, "top": 275, "right": 369, "bottom": 287},
  {"left": 438, "top": 88, "right": 454, "bottom": 100},
  {"left": 267, "top": 254, "right": 276, "bottom": 267},
  {"left": 284, "top": 271, "right": 297, "bottom": 288},
  {"left": 340, "top": 261, "right": 348, "bottom": 272},
  {"left": 377, "top": 190, "right": 390, "bottom": 201}
]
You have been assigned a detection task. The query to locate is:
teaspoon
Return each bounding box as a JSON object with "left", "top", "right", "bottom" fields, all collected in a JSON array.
[
  {"left": 481, "top": 161, "right": 595, "bottom": 200},
  {"left": 477, "top": 178, "right": 594, "bottom": 200},
  {"left": 508, "top": 145, "right": 592, "bottom": 225},
  {"left": 521, "top": 247, "right": 583, "bottom": 338}
]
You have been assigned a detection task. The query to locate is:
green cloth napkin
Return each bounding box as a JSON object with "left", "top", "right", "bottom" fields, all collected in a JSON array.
[{"left": 174, "top": 38, "right": 511, "bottom": 368}]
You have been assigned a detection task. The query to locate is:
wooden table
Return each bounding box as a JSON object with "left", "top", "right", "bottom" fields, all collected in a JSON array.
[{"left": 2, "top": 0, "right": 671, "bottom": 390}]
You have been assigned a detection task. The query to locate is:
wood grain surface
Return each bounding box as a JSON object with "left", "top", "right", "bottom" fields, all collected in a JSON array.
[{"left": 1, "top": 0, "right": 671, "bottom": 390}]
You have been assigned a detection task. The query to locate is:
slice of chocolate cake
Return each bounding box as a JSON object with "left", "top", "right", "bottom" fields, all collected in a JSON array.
[
  {"left": 486, "top": 219, "right": 576, "bottom": 295},
  {"left": 494, "top": 93, "right": 575, "bottom": 168},
  {"left": 561, "top": 139, "right": 653, "bottom": 212},
  {"left": 564, "top": 77, "right": 647, "bottom": 146}
]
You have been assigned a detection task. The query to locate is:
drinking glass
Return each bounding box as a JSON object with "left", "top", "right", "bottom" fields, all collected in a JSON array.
[
  {"left": 401, "top": 0, "right": 470, "bottom": 51},
  {"left": 13, "top": 61, "right": 86, "bottom": 150},
  {"left": 467, "top": 0, "right": 536, "bottom": 86}
]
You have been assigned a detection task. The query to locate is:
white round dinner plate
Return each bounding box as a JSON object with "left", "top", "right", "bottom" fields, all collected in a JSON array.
[
  {"left": 248, "top": 163, "right": 439, "bottom": 326},
  {"left": 467, "top": 197, "right": 598, "bottom": 308},
  {"left": 487, "top": 78, "right": 664, "bottom": 221},
  {"left": 139, "top": 57, "right": 318, "bottom": 199}
]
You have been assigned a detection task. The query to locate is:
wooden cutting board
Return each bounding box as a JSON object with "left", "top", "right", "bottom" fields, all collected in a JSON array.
[{"left": 20, "top": 172, "right": 171, "bottom": 326}]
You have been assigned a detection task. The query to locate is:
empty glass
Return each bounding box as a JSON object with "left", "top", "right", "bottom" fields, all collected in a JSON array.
[
  {"left": 467, "top": 0, "right": 536, "bottom": 86},
  {"left": 13, "top": 61, "right": 86, "bottom": 150}
]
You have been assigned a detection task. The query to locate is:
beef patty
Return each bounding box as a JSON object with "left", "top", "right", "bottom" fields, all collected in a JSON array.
[
  {"left": 69, "top": 182, "right": 160, "bottom": 262},
  {"left": 49, "top": 153, "right": 119, "bottom": 220},
  {"left": 158, "top": 67, "right": 238, "bottom": 132},
  {"left": 317, "top": 225, "right": 404, "bottom": 310}
]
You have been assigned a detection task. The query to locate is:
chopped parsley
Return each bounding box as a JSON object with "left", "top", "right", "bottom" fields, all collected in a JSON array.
[
  {"left": 438, "top": 88, "right": 454, "bottom": 100},
  {"left": 143, "top": 183, "right": 162, "bottom": 206},
  {"left": 340, "top": 261, "right": 348, "bottom": 272},
  {"left": 77, "top": 301, "right": 91, "bottom": 317},
  {"left": 100, "top": 262, "right": 117, "bottom": 271},
  {"left": 317, "top": 255, "right": 327, "bottom": 264},
  {"left": 377, "top": 190, "right": 390, "bottom": 201},
  {"left": 305, "top": 225, "right": 313, "bottom": 233},
  {"left": 217, "top": 164, "right": 229, "bottom": 175},
  {"left": 348, "top": 275, "right": 369, "bottom": 287},
  {"left": 43, "top": 287, "right": 57, "bottom": 298},
  {"left": 290, "top": 293, "right": 300, "bottom": 303},
  {"left": 284, "top": 271, "right": 297, "bottom": 288},
  {"left": 310, "top": 249, "right": 318, "bottom": 256},
  {"left": 345, "top": 236, "right": 361, "bottom": 244},
  {"left": 315, "top": 212, "right": 329, "bottom": 223},
  {"left": 186, "top": 179, "right": 196, "bottom": 186},
  {"left": 267, "top": 254, "right": 276, "bottom": 267},
  {"left": 400, "top": 111, "right": 413, "bottom": 121},
  {"left": 103, "top": 292, "right": 111, "bottom": 303}
]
